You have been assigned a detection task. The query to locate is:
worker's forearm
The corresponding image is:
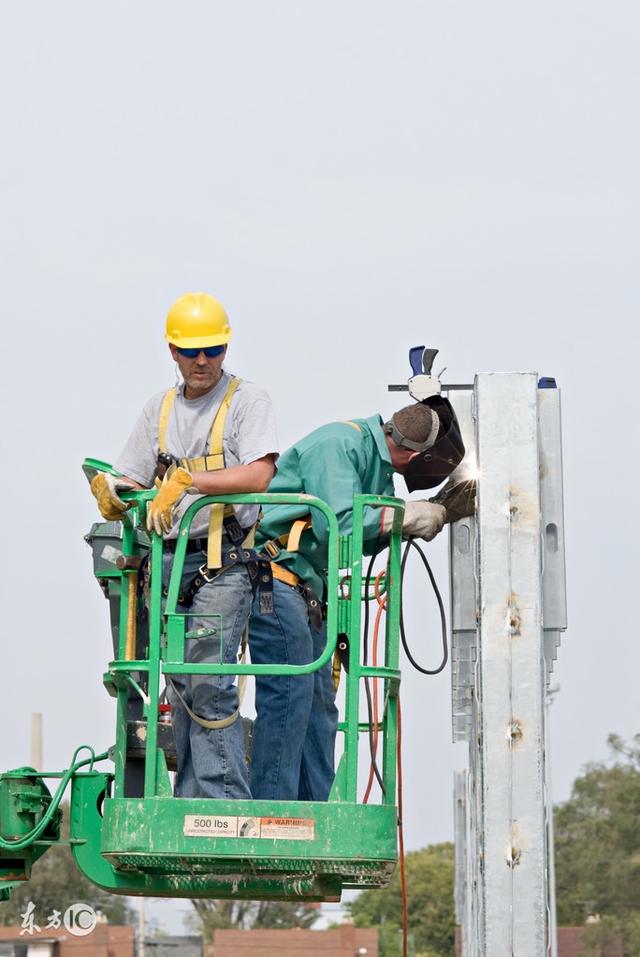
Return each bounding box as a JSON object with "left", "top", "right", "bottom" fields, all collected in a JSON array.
[
  {"left": 191, "top": 456, "right": 275, "bottom": 495},
  {"left": 120, "top": 476, "right": 147, "bottom": 490}
]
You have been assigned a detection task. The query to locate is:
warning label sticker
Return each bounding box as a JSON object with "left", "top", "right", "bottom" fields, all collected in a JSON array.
[
  {"left": 259, "top": 817, "right": 315, "bottom": 840},
  {"left": 183, "top": 815, "right": 315, "bottom": 840}
]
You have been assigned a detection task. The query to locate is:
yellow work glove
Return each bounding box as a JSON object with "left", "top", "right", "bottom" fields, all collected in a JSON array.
[
  {"left": 90, "top": 473, "right": 135, "bottom": 521},
  {"left": 146, "top": 468, "right": 193, "bottom": 536}
]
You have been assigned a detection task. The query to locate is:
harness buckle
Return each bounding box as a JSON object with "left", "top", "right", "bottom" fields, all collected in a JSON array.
[
  {"left": 198, "top": 562, "right": 221, "bottom": 585},
  {"left": 263, "top": 539, "right": 282, "bottom": 559}
]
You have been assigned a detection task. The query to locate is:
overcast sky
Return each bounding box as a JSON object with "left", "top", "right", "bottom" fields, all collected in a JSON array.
[{"left": 1, "top": 0, "right": 638, "bottom": 935}]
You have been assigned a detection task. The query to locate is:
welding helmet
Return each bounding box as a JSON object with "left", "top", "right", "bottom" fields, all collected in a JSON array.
[{"left": 387, "top": 396, "right": 465, "bottom": 492}]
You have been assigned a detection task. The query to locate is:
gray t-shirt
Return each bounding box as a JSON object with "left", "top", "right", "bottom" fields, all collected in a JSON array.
[{"left": 114, "top": 370, "right": 279, "bottom": 539}]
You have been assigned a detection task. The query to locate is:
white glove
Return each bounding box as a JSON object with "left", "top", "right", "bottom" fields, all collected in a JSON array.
[
  {"left": 403, "top": 501, "right": 446, "bottom": 540},
  {"left": 381, "top": 501, "right": 446, "bottom": 542}
]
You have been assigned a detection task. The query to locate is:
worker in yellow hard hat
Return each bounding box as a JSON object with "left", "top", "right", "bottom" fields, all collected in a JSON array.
[{"left": 91, "top": 292, "right": 279, "bottom": 799}]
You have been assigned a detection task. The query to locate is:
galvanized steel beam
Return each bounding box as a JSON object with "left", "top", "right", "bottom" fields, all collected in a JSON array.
[{"left": 450, "top": 373, "right": 567, "bottom": 957}]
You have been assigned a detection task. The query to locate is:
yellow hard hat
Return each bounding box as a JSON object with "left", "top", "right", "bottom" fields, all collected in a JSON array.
[{"left": 165, "top": 292, "right": 233, "bottom": 348}]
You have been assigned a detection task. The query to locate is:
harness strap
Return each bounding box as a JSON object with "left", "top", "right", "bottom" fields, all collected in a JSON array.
[
  {"left": 343, "top": 420, "right": 362, "bottom": 432},
  {"left": 268, "top": 561, "right": 323, "bottom": 632},
  {"left": 207, "top": 504, "right": 226, "bottom": 569},
  {"left": 271, "top": 562, "right": 301, "bottom": 588},
  {"left": 168, "top": 540, "right": 261, "bottom": 610},
  {"left": 158, "top": 377, "right": 241, "bottom": 459},
  {"left": 181, "top": 453, "right": 224, "bottom": 472},
  {"left": 208, "top": 376, "right": 241, "bottom": 453},
  {"left": 158, "top": 388, "right": 177, "bottom": 454},
  {"left": 168, "top": 626, "right": 248, "bottom": 730},
  {"left": 287, "top": 518, "right": 312, "bottom": 552},
  {"left": 261, "top": 517, "right": 312, "bottom": 560},
  {"left": 207, "top": 377, "right": 242, "bottom": 568},
  {"left": 155, "top": 378, "right": 243, "bottom": 569}
]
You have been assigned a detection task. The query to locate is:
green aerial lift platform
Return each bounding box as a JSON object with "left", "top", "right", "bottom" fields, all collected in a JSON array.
[{"left": 0, "top": 474, "right": 404, "bottom": 903}]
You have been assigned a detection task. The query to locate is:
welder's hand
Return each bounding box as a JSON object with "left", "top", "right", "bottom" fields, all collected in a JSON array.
[
  {"left": 90, "top": 473, "right": 135, "bottom": 521},
  {"left": 381, "top": 501, "right": 446, "bottom": 542},
  {"left": 400, "top": 501, "right": 446, "bottom": 541},
  {"left": 146, "top": 468, "right": 193, "bottom": 535},
  {"left": 429, "top": 478, "right": 477, "bottom": 523}
]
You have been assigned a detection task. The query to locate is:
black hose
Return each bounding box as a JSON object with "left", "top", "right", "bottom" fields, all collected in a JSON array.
[
  {"left": 360, "top": 531, "right": 448, "bottom": 799},
  {"left": 399, "top": 538, "right": 448, "bottom": 675}
]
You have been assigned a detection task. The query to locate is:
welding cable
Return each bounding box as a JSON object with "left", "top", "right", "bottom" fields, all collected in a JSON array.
[
  {"left": 361, "top": 549, "right": 379, "bottom": 666},
  {"left": 399, "top": 537, "right": 448, "bottom": 675},
  {"left": 360, "top": 531, "right": 445, "bottom": 946},
  {"left": 361, "top": 528, "right": 449, "bottom": 800}
]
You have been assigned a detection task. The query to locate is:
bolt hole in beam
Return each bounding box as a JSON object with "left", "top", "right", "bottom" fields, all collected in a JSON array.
[{"left": 545, "top": 523, "right": 559, "bottom": 552}]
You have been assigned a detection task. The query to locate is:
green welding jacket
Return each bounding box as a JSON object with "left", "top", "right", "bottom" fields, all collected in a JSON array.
[{"left": 256, "top": 414, "right": 396, "bottom": 598}]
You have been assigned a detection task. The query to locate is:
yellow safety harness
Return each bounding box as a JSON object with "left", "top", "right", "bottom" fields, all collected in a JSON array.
[
  {"left": 261, "top": 517, "right": 312, "bottom": 561},
  {"left": 157, "top": 377, "right": 250, "bottom": 568},
  {"left": 159, "top": 377, "right": 254, "bottom": 730}
]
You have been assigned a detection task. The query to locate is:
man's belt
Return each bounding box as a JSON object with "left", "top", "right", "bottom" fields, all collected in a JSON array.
[
  {"left": 163, "top": 526, "right": 251, "bottom": 555},
  {"left": 164, "top": 537, "right": 209, "bottom": 554}
]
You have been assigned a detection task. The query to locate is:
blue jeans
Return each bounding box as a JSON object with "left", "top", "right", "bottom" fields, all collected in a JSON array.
[
  {"left": 249, "top": 578, "right": 338, "bottom": 801},
  {"left": 164, "top": 552, "right": 252, "bottom": 799}
]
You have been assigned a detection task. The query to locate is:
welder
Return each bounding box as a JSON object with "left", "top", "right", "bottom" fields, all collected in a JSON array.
[{"left": 249, "top": 395, "right": 472, "bottom": 802}]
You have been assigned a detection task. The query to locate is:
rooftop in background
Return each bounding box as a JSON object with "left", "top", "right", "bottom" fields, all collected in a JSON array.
[
  {"left": 212, "top": 925, "right": 377, "bottom": 957},
  {"left": 143, "top": 935, "right": 202, "bottom": 957},
  {"left": 0, "top": 924, "right": 134, "bottom": 956}
]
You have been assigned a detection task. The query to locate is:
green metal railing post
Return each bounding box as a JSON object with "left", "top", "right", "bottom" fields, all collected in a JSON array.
[
  {"left": 113, "top": 509, "right": 137, "bottom": 798},
  {"left": 344, "top": 501, "right": 364, "bottom": 801},
  {"left": 380, "top": 502, "right": 403, "bottom": 806},
  {"left": 349, "top": 495, "right": 404, "bottom": 805},
  {"left": 143, "top": 531, "right": 164, "bottom": 798}
]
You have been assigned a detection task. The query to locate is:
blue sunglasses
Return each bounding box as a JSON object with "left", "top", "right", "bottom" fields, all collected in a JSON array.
[{"left": 176, "top": 345, "right": 226, "bottom": 358}]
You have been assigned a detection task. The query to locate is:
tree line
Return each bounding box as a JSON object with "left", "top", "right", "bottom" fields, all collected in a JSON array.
[{"left": 349, "top": 733, "right": 640, "bottom": 956}]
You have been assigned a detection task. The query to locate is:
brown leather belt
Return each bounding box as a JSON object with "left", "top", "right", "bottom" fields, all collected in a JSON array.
[{"left": 164, "top": 537, "right": 208, "bottom": 554}]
